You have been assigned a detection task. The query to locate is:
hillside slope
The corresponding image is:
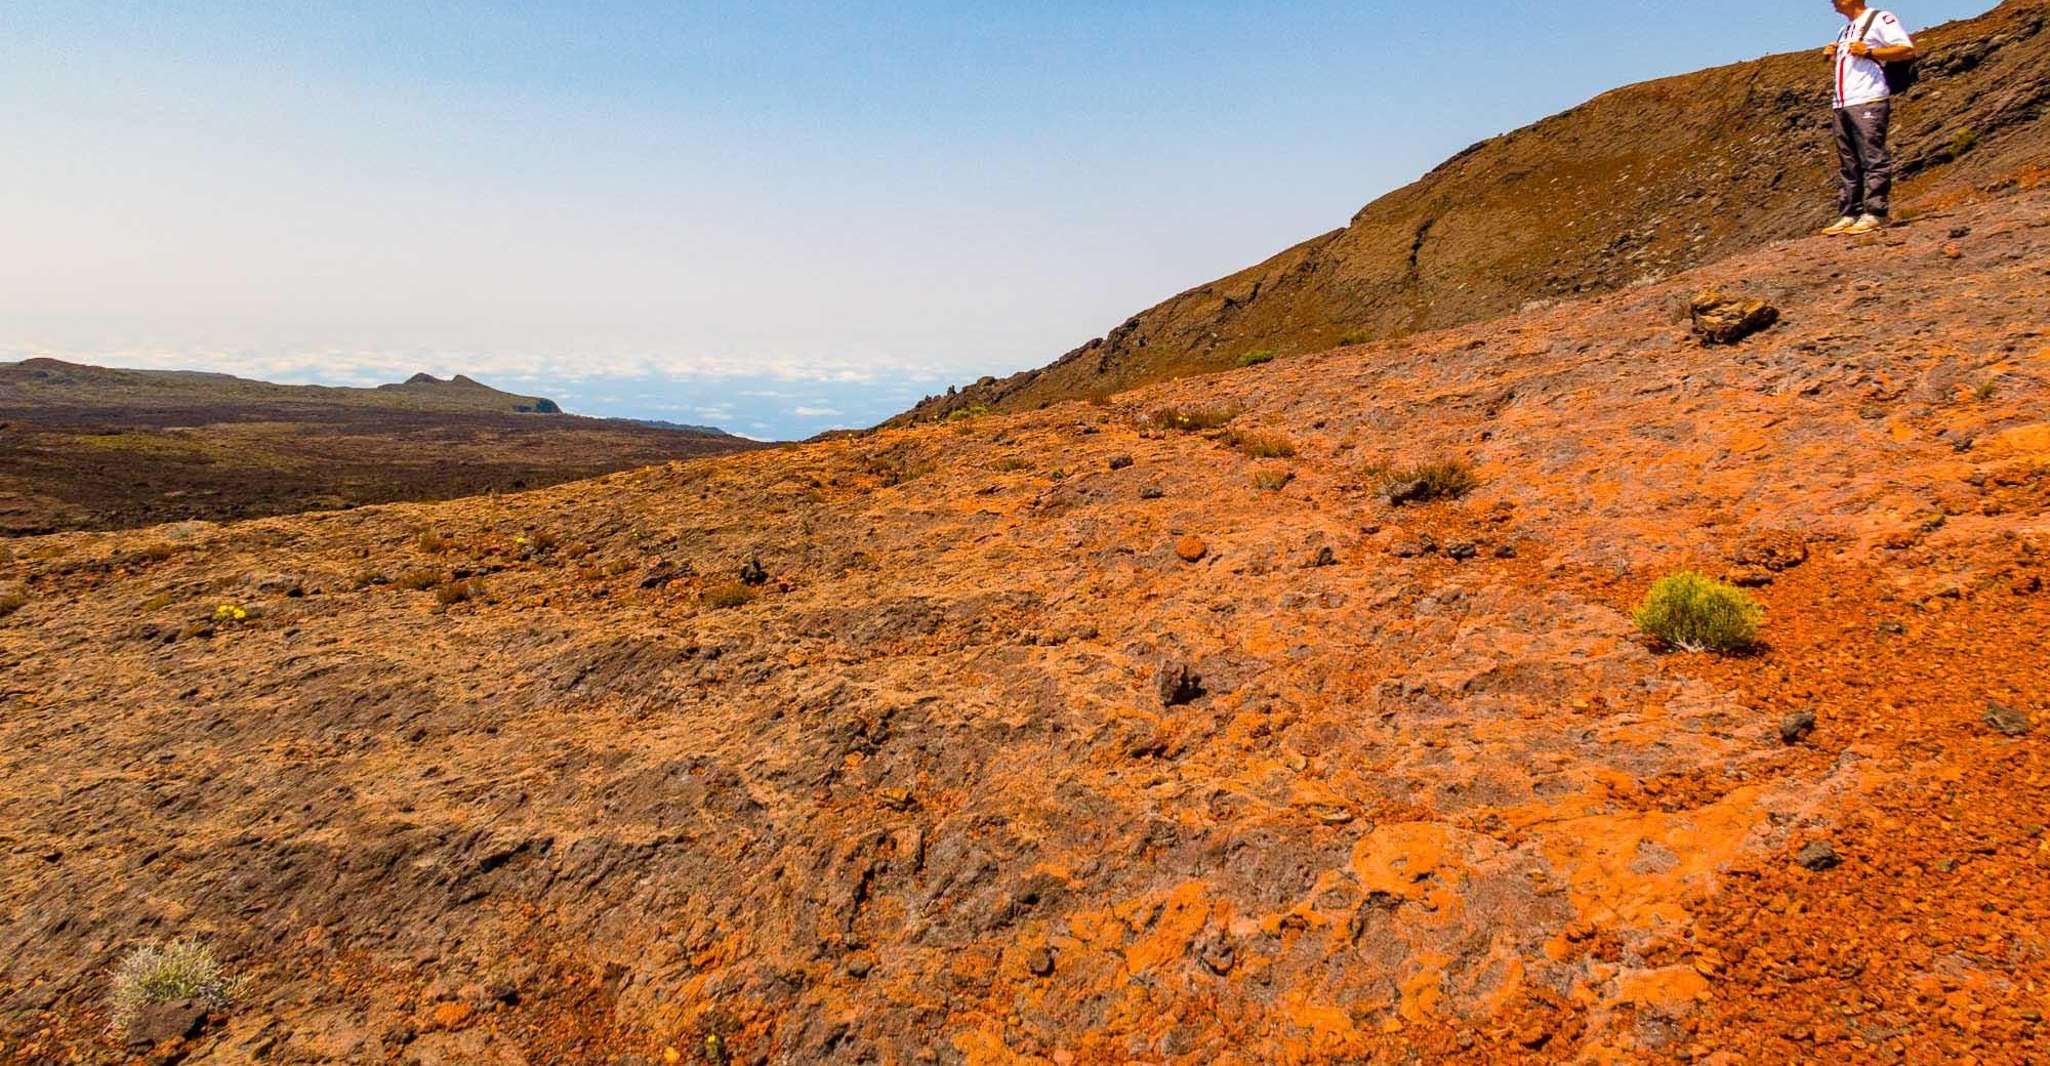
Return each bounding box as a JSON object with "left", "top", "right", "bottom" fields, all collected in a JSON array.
[
  {"left": 4, "top": 187, "right": 2049, "bottom": 1063},
  {"left": 894, "top": 0, "right": 2050, "bottom": 425},
  {"left": 0, "top": 361, "right": 762, "bottom": 534}
]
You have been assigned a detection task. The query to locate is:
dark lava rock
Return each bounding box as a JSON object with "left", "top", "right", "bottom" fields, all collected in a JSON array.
[
  {"left": 1303, "top": 546, "right": 1337, "bottom": 569},
  {"left": 1445, "top": 541, "right": 1478, "bottom": 561},
  {"left": 1026, "top": 948, "right": 1055, "bottom": 977},
  {"left": 126, "top": 998, "right": 208, "bottom": 1047},
  {"left": 1384, "top": 479, "right": 1431, "bottom": 507},
  {"left": 1795, "top": 841, "right": 1841, "bottom": 871},
  {"left": 1690, "top": 289, "right": 1781, "bottom": 346},
  {"left": 1156, "top": 661, "right": 1203, "bottom": 707},
  {"left": 1984, "top": 702, "right": 2033, "bottom": 737},
  {"left": 1200, "top": 941, "right": 1236, "bottom": 976},
  {"left": 1108, "top": 455, "right": 1134, "bottom": 470},
  {"left": 739, "top": 556, "right": 769, "bottom": 587},
  {"left": 1389, "top": 534, "right": 1438, "bottom": 558},
  {"left": 1139, "top": 486, "right": 1166, "bottom": 500},
  {"left": 1780, "top": 709, "right": 1817, "bottom": 745},
  {"left": 1494, "top": 543, "right": 1519, "bottom": 559}
]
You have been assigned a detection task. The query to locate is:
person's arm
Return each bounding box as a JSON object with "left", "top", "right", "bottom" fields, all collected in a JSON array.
[{"left": 1848, "top": 40, "right": 1916, "bottom": 61}]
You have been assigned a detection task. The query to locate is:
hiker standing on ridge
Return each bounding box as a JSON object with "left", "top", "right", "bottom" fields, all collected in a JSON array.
[{"left": 1822, "top": 1, "right": 1917, "bottom": 236}]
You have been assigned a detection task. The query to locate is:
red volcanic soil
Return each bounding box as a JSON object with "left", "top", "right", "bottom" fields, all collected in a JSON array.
[{"left": 4, "top": 189, "right": 2050, "bottom": 1063}]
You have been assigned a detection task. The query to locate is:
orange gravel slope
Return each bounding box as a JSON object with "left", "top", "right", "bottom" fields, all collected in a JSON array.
[{"left": 4, "top": 188, "right": 2050, "bottom": 1064}]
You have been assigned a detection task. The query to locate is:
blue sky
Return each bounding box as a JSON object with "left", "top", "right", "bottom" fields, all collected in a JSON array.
[{"left": 0, "top": 1, "right": 1989, "bottom": 439}]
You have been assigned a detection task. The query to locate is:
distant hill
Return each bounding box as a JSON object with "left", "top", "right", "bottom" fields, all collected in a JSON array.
[
  {"left": 0, "top": 359, "right": 765, "bottom": 534},
  {"left": 2, "top": 359, "right": 566, "bottom": 415},
  {"left": 892, "top": 0, "right": 2050, "bottom": 423}
]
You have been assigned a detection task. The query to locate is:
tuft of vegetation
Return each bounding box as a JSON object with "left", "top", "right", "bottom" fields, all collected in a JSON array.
[
  {"left": 1947, "top": 127, "right": 1980, "bottom": 161},
  {"left": 211, "top": 603, "right": 250, "bottom": 625},
  {"left": 1973, "top": 378, "right": 1999, "bottom": 403},
  {"left": 991, "top": 456, "right": 1032, "bottom": 472},
  {"left": 1253, "top": 466, "right": 1296, "bottom": 492},
  {"left": 1235, "top": 349, "right": 1277, "bottom": 368},
  {"left": 863, "top": 452, "right": 934, "bottom": 487},
  {"left": 394, "top": 568, "right": 443, "bottom": 591},
  {"left": 0, "top": 588, "right": 27, "bottom": 618},
  {"left": 702, "top": 582, "right": 757, "bottom": 610},
  {"left": 1633, "top": 571, "right": 1764, "bottom": 653},
  {"left": 1227, "top": 429, "right": 1297, "bottom": 459},
  {"left": 1337, "top": 330, "right": 1374, "bottom": 347},
  {"left": 1381, "top": 459, "right": 1478, "bottom": 504},
  {"left": 435, "top": 577, "right": 487, "bottom": 605},
  {"left": 108, "top": 939, "right": 241, "bottom": 1032},
  {"left": 515, "top": 529, "right": 560, "bottom": 558},
  {"left": 415, "top": 529, "right": 452, "bottom": 555},
  {"left": 1140, "top": 406, "right": 1239, "bottom": 434},
  {"left": 946, "top": 404, "right": 991, "bottom": 422}
]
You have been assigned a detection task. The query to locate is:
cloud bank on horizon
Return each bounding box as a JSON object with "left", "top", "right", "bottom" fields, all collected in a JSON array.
[{"left": 0, "top": 1, "right": 1993, "bottom": 439}]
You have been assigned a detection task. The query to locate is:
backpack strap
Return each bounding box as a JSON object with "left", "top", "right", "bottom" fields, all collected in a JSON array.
[{"left": 1856, "top": 10, "right": 1881, "bottom": 46}]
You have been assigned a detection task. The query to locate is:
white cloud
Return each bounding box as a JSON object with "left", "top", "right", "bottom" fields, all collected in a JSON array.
[{"left": 791, "top": 405, "right": 843, "bottom": 417}]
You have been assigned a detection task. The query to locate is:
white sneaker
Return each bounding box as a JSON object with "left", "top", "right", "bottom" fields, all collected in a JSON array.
[
  {"left": 1821, "top": 216, "right": 1858, "bottom": 236},
  {"left": 1844, "top": 214, "right": 1884, "bottom": 235}
]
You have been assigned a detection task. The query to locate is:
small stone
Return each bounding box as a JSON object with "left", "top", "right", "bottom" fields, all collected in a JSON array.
[
  {"left": 1026, "top": 948, "right": 1055, "bottom": 977},
  {"left": 126, "top": 999, "right": 208, "bottom": 1046},
  {"left": 1943, "top": 243, "right": 1963, "bottom": 260},
  {"left": 1139, "top": 486, "right": 1166, "bottom": 500},
  {"left": 1303, "top": 546, "right": 1337, "bottom": 569},
  {"left": 1200, "top": 941, "right": 1236, "bottom": 976},
  {"left": 1519, "top": 1023, "right": 1554, "bottom": 1050},
  {"left": 1445, "top": 541, "right": 1478, "bottom": 561},
  {"left": 1780, "top": 709, "right": 1817, "bottom": 745},
  {"left": 1948, "top": 225, "right": 1972, "bottom": 239},
  {"left": 844, "top": 955, "right": 874, "bottom": 979},
  {"left": 1727, "top": 566, "right": 1775, "bottom": 588},
  {"left": 1795, "top": 841, "right": 1841, "bottom": 871},
  {"left": 1384, "top": 479, "right": 1430, "bottom": 507},
  {"left": 430, "top": 1000, "right": 476, "bottom": 1030},
  {"left": 1175, "top": 535, "right": 1208, "bottom": 563},
  {"left": 878, "top": 787, "right": 917, "bottom": 810},
  {"left": 1389, "top": 534, "right": 1438, "bottom": 558},
  {"left": 1690, "top": 289, "right": 1780, "bottom": 346},
  {"left": 1494, "top": 543, "right": 1518, "bottom": 559},
  {"left": 1108, "top": 455, "right": 1134, "bottom": 470},
  {"left": 738, "top": 557, "right": 769, "bottom": 587},
  {"left": 1984, "top": 702, "right": 2032, "bottom": 737},
  {"left": 1156, "top": 661, "right": 1203, "bottom": 707}
]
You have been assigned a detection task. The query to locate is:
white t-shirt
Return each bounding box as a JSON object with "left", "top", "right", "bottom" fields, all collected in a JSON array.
[{"left": 1835, "top": 10, "right": 1915, "bottom": 108}]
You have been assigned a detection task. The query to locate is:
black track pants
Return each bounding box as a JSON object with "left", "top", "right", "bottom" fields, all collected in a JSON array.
[{"left": 1833, "top": 99, "right": 1893, "bottom": 218}]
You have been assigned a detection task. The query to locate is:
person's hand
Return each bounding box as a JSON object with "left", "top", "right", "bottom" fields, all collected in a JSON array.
[
  {"left": 1824, "top": 43, "right": 1839, "bottom": 58},
  {"left": 1848, "top": 41, "right": 1872, "bottom": 58}
]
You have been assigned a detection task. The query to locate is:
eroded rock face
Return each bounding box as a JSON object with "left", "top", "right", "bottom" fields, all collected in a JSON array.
[{"left": 3, "top": 190, "right": 2050, "bottom": 1063}]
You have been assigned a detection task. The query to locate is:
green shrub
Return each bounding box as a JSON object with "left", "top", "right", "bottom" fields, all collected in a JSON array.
[
  {"left": 108, "top": 939, "right": 241, "bottom": 1032},
  {"left": 1141, "top": 406, "right": 1239, "bottom": 433},
  {"left": 703, "top": 582, "right": 756, "bottom": 609},
  {"left": 1228, "top": 430, "right": 1297, "bottom": 459},
  {"left": 1381, "top": 460, "right": 1478, "bottom": 504},
  {"left": 394, "top": 568, "right": 443, "bottom": 591},
  {"left": 1633, "top": 571, "right": 1764, "bottom": 653},
  {"left": 1235, "top": 349, "right": 1277, "bottom": 368},
  {"left": 1253, "top": 466, "right": 1295, "bottom": 491}
]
